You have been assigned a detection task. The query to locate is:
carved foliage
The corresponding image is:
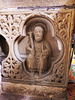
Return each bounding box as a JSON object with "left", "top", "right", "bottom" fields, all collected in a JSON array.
[
  {"left": 2, "top": 56, "right": 23, "bottom": 79},
  {"left": 0, "top": 14, "right": 27, "bottom": 79},
  {"left": 53, "top": 63, "right": 65, "bottom": 84},
  {"left": 50, "top": 12, "right": 71, "bottom": 85},
  {"left": 54, "top": 13, "right": 71, "bottom": 39},
  {"left": 0, "top": 15, "right": 26, "bottom": 39},
  {"left": 1, "top": 11, "right": 72, "bottom": 86}
]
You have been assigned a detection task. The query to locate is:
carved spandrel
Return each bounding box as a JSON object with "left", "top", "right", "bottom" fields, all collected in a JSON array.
[
  {"left": 2, "top": 56, "right": 23, "bottom": 79},
  {"left": 0, "top": 14, "right": 26, "bottom": 39},
  {"left": 54, "top": 13, "right": 71, "bottom": 39}
]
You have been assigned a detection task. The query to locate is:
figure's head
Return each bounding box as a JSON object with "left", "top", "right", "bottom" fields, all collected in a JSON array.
[{"left": 33, "top": 26, "right": 44, "bottom": 42}]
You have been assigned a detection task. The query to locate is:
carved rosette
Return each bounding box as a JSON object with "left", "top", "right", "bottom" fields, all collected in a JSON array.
[{"left": 0, "top": 10, "right": 72, "bottom": 87}]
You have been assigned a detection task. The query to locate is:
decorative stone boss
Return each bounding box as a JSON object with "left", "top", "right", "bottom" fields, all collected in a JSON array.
[{"left": 1, "top": 11, "right": 72, "bottom": 100}]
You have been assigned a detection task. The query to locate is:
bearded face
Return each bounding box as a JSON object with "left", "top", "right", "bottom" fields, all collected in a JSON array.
[{"left": 34, "top": 26, "right": 44, "bottom": 42}]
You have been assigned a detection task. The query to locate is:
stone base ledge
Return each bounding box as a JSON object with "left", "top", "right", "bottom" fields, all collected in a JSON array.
[{"left": 2, "top": 82, "right": 67, "bottom": 100}]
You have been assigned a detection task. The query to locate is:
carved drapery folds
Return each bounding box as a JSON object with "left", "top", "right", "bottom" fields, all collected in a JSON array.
[{"left": 0, "top": 10, "right": 72, "bottom": 87}]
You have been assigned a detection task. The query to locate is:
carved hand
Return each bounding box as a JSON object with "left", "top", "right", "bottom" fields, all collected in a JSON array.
[
  {"left": 28, "top": 31, "right": 33, "bottom": 35},
  {"left": 26, "top": 47, "right": 35, "bottom": 56},
  {"left": 31, "top": 49, "right": 35, "bottom": 56},
  {"left": 41, "top": 50, "right": 49, "bottom": 57}
]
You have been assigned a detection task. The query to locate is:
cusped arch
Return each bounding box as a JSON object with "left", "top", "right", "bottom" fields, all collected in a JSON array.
[{"left": 14, "top": 14, "right": 64, "bottom": 78}]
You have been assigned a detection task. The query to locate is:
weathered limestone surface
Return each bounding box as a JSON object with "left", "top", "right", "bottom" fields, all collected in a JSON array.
[
  {"left": 0, "top": 9, "right": 73, "bottom": 85},
  {"left": 2, "top": 82, "right": 66, "bottom": 100},
  {"left": 0, "top": 9, "right": 74, "bottom": 100},
  {"left": 0, "top": 0, "right": 75, "bottom": 9},
  {"left": 0, "top": 0, "right": 75, "bottom": 100}
]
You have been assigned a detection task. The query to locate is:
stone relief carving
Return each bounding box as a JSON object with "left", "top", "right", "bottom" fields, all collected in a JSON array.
[
  {"left": 0, "top": 42, "right": 5, "bottom": 64},
  {"left": 25, "top": 24, "right": 51, "bottom": 77},
  {"left": 20, "top": 16, "right": 64, "bottom": 79},
  {"left": 0, "top": 35, "right": 9, "bottom": 64},
  {"left": 0, "top": 14, "right": 26, "bottom": 39},
  {"left": 0, "top": 10, "right": 72, "bottom": 87},
  {"left": 55, "top": 13, "right": 71, "bottom": 39}
]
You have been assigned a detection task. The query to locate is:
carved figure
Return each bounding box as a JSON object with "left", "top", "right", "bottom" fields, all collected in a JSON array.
[
  {"left": 26, "top": 24, "right": 51, "bottom": 76},
  {"left": 0, "top": 42, "right": 5, "bottom": 64}
]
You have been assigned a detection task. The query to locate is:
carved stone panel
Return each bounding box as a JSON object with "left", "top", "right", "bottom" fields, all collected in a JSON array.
[{"left": 0, "top": 9, "right": 72, "bottom": 87}]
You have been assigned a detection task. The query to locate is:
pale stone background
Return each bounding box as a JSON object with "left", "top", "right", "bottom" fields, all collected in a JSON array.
[{"left": 0, "top": 0, "right": 75, "bottom": 9}]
